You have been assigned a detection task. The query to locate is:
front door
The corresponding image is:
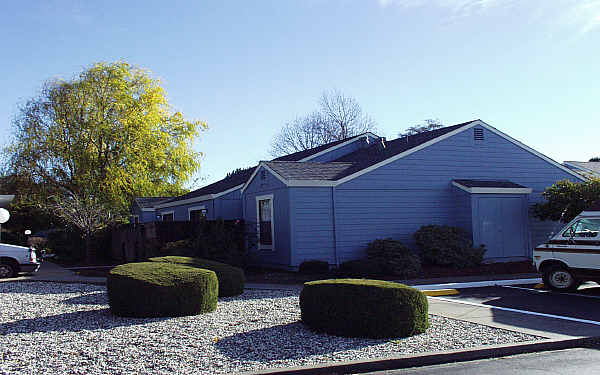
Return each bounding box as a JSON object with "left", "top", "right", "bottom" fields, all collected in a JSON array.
[
  {"left": 257, "top": 196, "right": 273, "bottom": 250},
  {"left": 476, "top": 196, "right": 527, "bottom": 259}
]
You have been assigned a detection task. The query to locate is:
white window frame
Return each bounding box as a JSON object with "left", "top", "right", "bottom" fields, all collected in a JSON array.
[
  {"left": 188, "top": 205, "right": 207, "bottom": 221},
  {"left": 132, "top": 215, "right": 140, "bottom": 224},
  {"left": 160, "top": 210, "right": 174, "bottom": 221},
  {"left": 256, "top": 194, "right": 274, "bottom": 251}
]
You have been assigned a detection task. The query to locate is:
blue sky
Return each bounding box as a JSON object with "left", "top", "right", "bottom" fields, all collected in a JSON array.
[{"left": 1, "top": 0, "right": 599, "bottom": 188}]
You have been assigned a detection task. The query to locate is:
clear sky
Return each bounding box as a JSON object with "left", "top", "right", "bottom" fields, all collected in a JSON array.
[{"left": 1, "top": 0, "right": 599, "bottom": 188}]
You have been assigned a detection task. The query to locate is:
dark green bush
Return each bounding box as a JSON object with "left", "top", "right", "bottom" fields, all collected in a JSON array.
[
  {"left": 337, "top": 259, "right": 382, "bottom": 278},
  {"left": 107, "top": 262, "right": 218, "bottom": 317},
  {"left": 45, "top": 230, "right": 85, "bottom": 261},
  {"left": 300, "top": 279, "right": 428, "bottom": 338},
  {"left": 366, "top": 238, "right": 421, "bottom": 278},
  {"left": 298, "top": 260, "right": 330, "bottom": 274},
  {"left": 149, "top": 256, "right": 245, "bottom": 297},
  {"left": 160, "top": 240, "right": 195, "bottom": 256},
  {"left": 414, "top": 225, "right": 485, "bottom": 268},
  {"left": 189, "top": 219, "right": 246, "bottom": 266}
]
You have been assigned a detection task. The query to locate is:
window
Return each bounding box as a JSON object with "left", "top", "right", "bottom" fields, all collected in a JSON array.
[
  {"left": 161, "top": 212, "right": 174, "bottom": 221},
  {"left": 256, "top": 194, "right": 274, "bottom": 249},
  {"left": 189, "top": 206, "right": 207, "bottom": 222},
  {"left": 132, "top": 215, "right": 139, "bottom": 224},
  {"left": 562, "top": 218, "right": 600, "bottom": 238}
]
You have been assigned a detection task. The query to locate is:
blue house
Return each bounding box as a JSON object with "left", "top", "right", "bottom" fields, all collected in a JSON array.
[{"left": 137, "top": 120, "right": 585, "bottom": 269}]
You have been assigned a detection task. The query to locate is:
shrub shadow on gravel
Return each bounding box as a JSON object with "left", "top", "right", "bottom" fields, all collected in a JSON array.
[
  {"left": 215, "top": 322, "right": 379, "bottom": 361},
  {"left": 62, "top": 292, "right": 108, "bottom": 305},
  {"left": 0, "top": 282, "right": 105, "bottom": 295},
  {"left": 0, "top": 309, "right": 168, "bottom": 335}
]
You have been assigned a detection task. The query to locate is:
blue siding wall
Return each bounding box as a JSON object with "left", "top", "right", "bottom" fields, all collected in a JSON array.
[
  {"left": 334, "top": 125, "right": 582, "bottom": 261},
  {"left": 453, "top": 187, "right": 472, "bottom": 234},
  {"left": 243, "top": 166, "right": 292, "bottom": 268},
  {"left": 156, "top": 189, "right": 243, "bottom": 222},
  {"left": 310, "top": 135, "right": 377, "bottom": 162},
  {"left": 131, "top": 206, "right": 157, "bottom": 223},
  {"left": 289, "top": 187, "right": 336, "bottom": 266}
]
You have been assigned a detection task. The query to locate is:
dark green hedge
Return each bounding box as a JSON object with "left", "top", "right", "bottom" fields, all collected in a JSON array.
[
  {"left": 149, "top": 256, "right": 245, "bottom": 297},
  {"left": 414, "top": 225, "right": 485, "bottom": 268},
  {"left": 107, "top": 262, "right": 218, "bottom": 317},
  {"left": 300, "top": 279, "right": 428, "bottom": 338},
  {"left": 298, "top": 260, "right": 330, "bottom": 274}
]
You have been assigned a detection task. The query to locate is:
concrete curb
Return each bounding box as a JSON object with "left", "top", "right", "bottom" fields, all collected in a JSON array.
[
  {"left": 413, "top": 278, "right": 542, "bottom": 290},
  {"left": 238, "top": 337, "right": 598, "bottom": 375}
]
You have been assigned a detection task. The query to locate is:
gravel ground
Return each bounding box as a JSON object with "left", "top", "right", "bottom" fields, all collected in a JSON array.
[{"left": 0, "top": 282, "right": 542, "bottom": 375}]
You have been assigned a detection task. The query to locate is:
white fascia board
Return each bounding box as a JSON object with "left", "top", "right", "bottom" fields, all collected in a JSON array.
[
  {"left": 287, "top": 180, "right": 336, "bottom": 187},
  {"left": 140, "top": 208, "right": 156, "bottom": 212},
  {"left": 452, "top": 181, "right": 532, "bottom": 194},
  {"left": 333, "top": 121, "right": 482, "bottom": 186},
  {"left": 241, "top": 165, "right": 263, "bottom": 193},
  {"left": 298, "top": 132, "right": 380, "bottom": 162},
  {"left": 154, "top": 194, "right": 214, "bottom": 209}
]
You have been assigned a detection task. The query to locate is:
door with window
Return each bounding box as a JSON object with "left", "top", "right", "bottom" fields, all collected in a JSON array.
[
  {"left": 257, "top": 195, "right": 273, "bottom": 249},
  {"left": 553, "top": 217, "right": 600, "bottom": 269}
]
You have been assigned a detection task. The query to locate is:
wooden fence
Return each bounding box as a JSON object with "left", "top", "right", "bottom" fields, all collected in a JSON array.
[{"left": 111, "top": 220, "right": 246, "bottom": 262}]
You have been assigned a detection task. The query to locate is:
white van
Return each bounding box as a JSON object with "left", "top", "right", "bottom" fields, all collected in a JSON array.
[{"left": 533, "top": 204, "right": 600, "bottom": 291}]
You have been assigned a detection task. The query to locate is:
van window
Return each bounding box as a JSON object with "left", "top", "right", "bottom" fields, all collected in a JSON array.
[{"left": 562, "top": 218, "right": 600, "bottom": 238}]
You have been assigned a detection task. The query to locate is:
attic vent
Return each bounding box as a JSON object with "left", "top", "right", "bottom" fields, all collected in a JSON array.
[
  {"left": 474, "top": 128, "right": 484, "bottom": 141},
  {"left": 260, "top": 170, "right": 266, "bottom": 180}
]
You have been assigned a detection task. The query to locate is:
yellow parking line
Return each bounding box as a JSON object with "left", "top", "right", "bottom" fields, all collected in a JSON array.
[
  {"left": 423, "top": 289, "right": 459, "bottom": 296},
  {"left": 534, "top": 283, "right": 545, "bottom": 289}
]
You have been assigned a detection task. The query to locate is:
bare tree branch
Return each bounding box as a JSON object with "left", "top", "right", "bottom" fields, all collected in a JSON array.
[{"left": 269, "top": 90, "right": 377, "bottom": 157}]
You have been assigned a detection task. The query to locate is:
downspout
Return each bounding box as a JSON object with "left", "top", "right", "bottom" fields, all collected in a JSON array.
[{"left": 331, "top": 187, "right": 340, "bottom": 267}]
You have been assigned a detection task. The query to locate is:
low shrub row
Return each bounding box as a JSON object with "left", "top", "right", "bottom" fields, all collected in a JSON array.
[{"left": 299, "top": 225, "right": 486, "bottom": 278}]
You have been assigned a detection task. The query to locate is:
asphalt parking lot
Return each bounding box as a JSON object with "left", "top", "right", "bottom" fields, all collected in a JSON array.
[{"left": 443, "top": 283, "right": 600, "bottom": 322}]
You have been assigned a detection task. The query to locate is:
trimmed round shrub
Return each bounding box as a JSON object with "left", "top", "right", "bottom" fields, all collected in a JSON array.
[
  {"left": 300, "top": 279, "right": 429, "bottom": 338},
  {"left": 107, "top": 262, "right": 218, "bottom": 317},
  {"left": 336, "top": 259, "right": 382, "bottom": 278},
  {"left": 366, "top": 238, "right": 422, "bottom": 278},
  {"left": 414, "top": 225, "right": 486, "bottom": 268},
  {"left": 299, "top": 260, "right": 330, "bottom": 275},
  {"left": 149, "top": 256, "right": 245, "bottom": 297}
]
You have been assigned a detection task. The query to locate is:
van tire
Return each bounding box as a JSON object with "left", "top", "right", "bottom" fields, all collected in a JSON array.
[
  {"left": 544, "top": 265, "right": 579, "bottom": 292},
  {"left": 0, "top": 262, "right": 17, "bottom": 278}
]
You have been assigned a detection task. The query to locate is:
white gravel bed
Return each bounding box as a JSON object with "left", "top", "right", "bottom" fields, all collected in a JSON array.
[{"left": 0, "top": 282, "right": 542, "bottom": 375}]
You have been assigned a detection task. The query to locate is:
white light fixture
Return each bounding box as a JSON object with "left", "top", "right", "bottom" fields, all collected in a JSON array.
[{"left": 0, "top": 208, "right": 9, "bottom": 243}]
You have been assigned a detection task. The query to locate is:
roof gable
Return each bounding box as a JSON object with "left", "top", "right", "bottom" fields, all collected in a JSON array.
[{"left": 243, "top": 120, "right": 586, "bottom": 189}]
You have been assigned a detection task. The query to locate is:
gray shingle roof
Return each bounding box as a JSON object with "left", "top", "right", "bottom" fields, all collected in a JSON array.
[
  {"left": 161, "top": 167, "right": 256, "bottom": 204},
  {"left": 453, "top": 179, "right": 527, "bottom": 189},
  {"left": 564, "top": 161, "right": 600, "bottom": 177},
  {"left": 264, "top": 161, "right": 354, "bottom": 180},
  {"left": 272, "top": 133, "right": 374, "bottom": 161}
]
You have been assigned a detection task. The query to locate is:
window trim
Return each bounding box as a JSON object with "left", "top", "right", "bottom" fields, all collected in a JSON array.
[
  {"left": 188, "top": 205, "right": 206, "bottom": 221},
  {"left": 255, "top": 194, "right": 274, "bottom": 251},
  {"left": 160, "top": 210, "right": 174, "bottom": 221},
  {"left": 132, "top": 215, "right": 140, "bottom": 224}
]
